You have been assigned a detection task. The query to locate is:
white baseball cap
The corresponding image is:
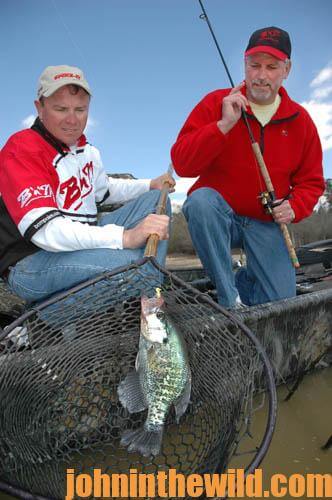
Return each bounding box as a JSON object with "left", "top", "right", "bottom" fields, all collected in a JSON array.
[{"left": 37, "top": 65, "right": 92, "bottom": 99}]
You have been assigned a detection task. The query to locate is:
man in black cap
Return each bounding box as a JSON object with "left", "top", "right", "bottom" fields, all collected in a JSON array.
[{"left": 171, "top": 27, "right": 325, "bottom": 308}]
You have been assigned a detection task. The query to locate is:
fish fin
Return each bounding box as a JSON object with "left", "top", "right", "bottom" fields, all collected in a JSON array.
[
  {"left": 117, "top": 371, "right": 147, "bottom": 413},
  {"left": 174, "top": 376, "right": 191, "bottom": 423},
  {"left": 120, "top": 426, "right": 163, "bottom": 457}
]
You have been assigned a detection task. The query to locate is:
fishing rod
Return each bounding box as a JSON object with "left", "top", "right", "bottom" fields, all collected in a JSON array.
[{"left": 197, "top": 0, "right": 299, "bottom": 268}]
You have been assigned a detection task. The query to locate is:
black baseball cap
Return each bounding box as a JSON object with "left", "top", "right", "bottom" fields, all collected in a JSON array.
[{"left": 245, "top": 26, "right": 291, "bottom": 61}]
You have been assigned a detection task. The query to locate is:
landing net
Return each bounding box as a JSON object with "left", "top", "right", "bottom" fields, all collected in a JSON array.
[{"left": 0, "top": 257, "right": 276, "bottom": 499}]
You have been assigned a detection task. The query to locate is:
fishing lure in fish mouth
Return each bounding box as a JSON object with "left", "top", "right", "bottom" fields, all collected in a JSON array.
[
  {"left": 117, "top": 291, "right": 191, "bottom": 457},
  {"left": 140, "top": 294, "right": 168, "bottom": 344}
]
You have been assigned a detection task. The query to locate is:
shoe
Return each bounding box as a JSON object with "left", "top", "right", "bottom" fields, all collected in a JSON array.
[
  {"left": 226, "top": 296, "right": 247, "bottom": 311},
  {"left": 232, "top": 259, "right": 243, "bottom": 270},
  {"left": 233, "top": 302, "right": 247, "bottom": 310},
  {"left": 4, "top": 325, "right": 29, "bottom": 348}
]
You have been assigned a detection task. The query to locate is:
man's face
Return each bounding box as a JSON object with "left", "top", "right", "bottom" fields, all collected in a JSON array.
[
  {"left": 245, "top": 53, "right": 291, "bottom": 104},
  {"left": 34, "top": 85, "right": 90, "bottom": 146}
]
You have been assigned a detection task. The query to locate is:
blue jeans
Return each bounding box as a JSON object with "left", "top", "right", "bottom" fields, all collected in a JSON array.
[
  {"left": 8, "top": 190, "right": 170, "bottom": 304},
  {"left": 183, "top": 188, "right": 296, "bottom": 308}
]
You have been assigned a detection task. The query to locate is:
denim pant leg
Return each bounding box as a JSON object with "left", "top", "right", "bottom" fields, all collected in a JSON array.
[
  {"left": 235, "top": 218, "right": 296, "bottom": 306},
  {"left": 183, "top": 188, "right": 240, "bottom": 308},
  {"left": 8, "top": 190, "right": 170, "bottom": 304}
]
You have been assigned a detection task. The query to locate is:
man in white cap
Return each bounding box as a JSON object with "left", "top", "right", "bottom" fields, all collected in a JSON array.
[
  {"left": 171, "top": 27, "right": 325, "bottom": 308},
  {"left": 0, "top": 65, "right": 174, "bottom": 303}
]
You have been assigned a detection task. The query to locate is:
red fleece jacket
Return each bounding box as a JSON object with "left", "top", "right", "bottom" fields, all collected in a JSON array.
[{"left": 171, "top": 87, "right": 325, "bottom": 223}]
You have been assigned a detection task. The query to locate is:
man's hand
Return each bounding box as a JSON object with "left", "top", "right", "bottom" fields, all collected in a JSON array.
[
  {"left": 150, "top": 172, "right": 176, "bottom": 193},
  {"left": 217, "top": 82, "right": 249, "bottom": 135},
  {"left": 272, "top": 200, "right": 295, "bottom": 224},
  {"left": 122, "top": 214, "right": 170, "bottom": 249}
]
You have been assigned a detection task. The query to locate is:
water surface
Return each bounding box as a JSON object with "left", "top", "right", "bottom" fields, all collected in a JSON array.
[{"left": 0, "top": 367, "right": 331, "bottom": 499}]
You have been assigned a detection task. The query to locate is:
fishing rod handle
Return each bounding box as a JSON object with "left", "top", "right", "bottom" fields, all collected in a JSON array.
[
  {"left": 251, "top": 142, "right": 274, "bottom": 193},
  {"left": 251, "top": 142, "right": 300, "bottom": 268},
  {"left": 144, "top": 181, "right": 171, "bottom": 258},
  {"left": 280, "top": 223, "right": 300, "bottom": 268}
]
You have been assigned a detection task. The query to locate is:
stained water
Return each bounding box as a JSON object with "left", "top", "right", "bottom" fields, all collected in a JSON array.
[
  {"left": 230, "top": 366, "right": 332, "bottom": 499},
  {"left": 0, "top": 368, "right": 331, "bottom": 500}
]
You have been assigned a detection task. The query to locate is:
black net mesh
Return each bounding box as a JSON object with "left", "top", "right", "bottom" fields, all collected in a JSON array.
[{"left": 0, "top": 258, "right": 276, "bottom": 499}]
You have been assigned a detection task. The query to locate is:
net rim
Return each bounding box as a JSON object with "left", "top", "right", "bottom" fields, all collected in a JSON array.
[{"left": 0, "top": 256, "right": 277, "bottom": 499}]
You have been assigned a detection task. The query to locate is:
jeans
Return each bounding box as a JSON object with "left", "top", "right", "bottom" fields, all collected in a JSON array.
[
  {"left": 8, "top": 190, "right": 170, "bottom": 304},
  {"left": 183, "top": 188, "right": 296, "bottom": 308}
]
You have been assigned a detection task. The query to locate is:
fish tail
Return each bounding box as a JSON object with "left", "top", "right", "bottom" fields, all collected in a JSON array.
[{"left": 120, "top": 425, "right": 163, "bottom": 457}]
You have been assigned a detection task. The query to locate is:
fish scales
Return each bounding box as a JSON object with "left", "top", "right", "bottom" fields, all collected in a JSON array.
[{"left": 118, "top": 292, "right": 191, "bottom": 457}]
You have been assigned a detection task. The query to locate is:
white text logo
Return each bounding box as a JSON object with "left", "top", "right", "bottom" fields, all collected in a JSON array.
[{"left": 18, "top": 184, "right": 54, "bottom": 208}]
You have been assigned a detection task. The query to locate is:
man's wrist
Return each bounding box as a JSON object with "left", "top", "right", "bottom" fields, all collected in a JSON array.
[
  {"left": 122, "top": 228, "right": 130, "bottom": 248},
  {"left": 217, "top": 119, "right": 232, "bottom": 135}
]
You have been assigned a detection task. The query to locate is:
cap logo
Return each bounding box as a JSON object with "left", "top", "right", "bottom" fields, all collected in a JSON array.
[
  {"left": 259, "top": 29, "right": 281, "bottom": 45},
  {"left": 54, "top": 72, "right": 81, "bottom": 81},
  {"left": 37, "top": 66, "right": 91, "bottom": 98}
]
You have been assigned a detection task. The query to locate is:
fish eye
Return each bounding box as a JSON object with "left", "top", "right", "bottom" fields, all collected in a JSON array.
[{"left": 156, "top": 311, "right": 165, "bottom": 320}]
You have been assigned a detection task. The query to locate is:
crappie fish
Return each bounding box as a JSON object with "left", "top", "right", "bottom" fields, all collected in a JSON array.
[{"left": 118, "top": 292, "right": 191, "bottom": 457}]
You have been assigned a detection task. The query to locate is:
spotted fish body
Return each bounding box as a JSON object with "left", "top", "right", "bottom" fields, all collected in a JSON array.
[{"left": 118, "top": 294, "right": 191, "bottom": 457}]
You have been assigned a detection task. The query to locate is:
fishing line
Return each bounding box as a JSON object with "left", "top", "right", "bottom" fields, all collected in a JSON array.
[
  {"left": 51, "top": 0, "right": 88, "bottom": 68},
  {"left": 197, "top": 0, "right": 263, "bottom": 195},
  {"left": 198, "top": 0, "right": 255, "bottom": 142}
]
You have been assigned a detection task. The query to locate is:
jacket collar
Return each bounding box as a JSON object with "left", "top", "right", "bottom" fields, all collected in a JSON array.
[
  {"left": 31, "top": 117, "right": 87, "bottom": 155},
  {"left": 242, "top": 86, "right": 299, "bottom": 123}
]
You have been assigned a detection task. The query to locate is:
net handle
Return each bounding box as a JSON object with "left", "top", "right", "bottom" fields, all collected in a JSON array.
[{"left": 144, "top": 165, "right": 173, "bottom": 257}]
